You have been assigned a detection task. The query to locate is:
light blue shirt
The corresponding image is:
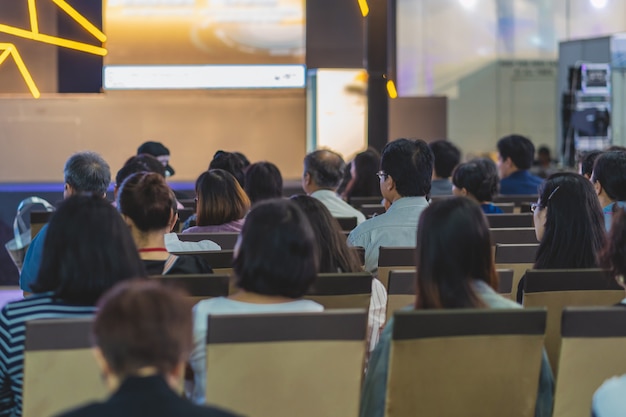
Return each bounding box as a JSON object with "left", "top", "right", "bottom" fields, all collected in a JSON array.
[
  {"left": 189, "top": 297, "right": 324, "bottom": 404},
  {"left": 311, "top": 189, "right": 366, "bottom": 225},
  {"left": 347, "top": 196, "right": 429, "bottom": 273},
  {"left": 603, "top": 201, "right": 626, "bottom": 231},
  {"left": 593, "top": 374, "right": 626, "bottom": 417}
]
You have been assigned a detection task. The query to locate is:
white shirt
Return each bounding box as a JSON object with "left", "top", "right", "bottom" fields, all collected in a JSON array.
[
  {"left": 163, "top": 233, "right": 221, "bottom": 252},
  {"left": 311, "top": 189, "right": 366, "bottom": 225}
]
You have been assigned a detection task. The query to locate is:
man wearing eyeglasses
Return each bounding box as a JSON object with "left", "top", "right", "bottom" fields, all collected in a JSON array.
[{"left": 348, "top": 139, "right": 433, "bottom": 273}]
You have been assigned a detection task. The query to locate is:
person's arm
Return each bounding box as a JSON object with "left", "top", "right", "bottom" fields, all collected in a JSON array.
[
  {"left": 534, "top": 350, "right": 554, "bottom": 417},
  {"left": 0, "top": 308, "right": 17, "bottom": 416}
]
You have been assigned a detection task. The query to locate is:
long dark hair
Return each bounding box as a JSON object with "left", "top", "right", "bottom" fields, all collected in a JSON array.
[
  {"left": 345, "top": 149, "right": 381, "bottom": 199},
  {"left": 534, "top": 173, "right": 605, "bottom": 269},
  {"left": 32, "top": 195, "right": 146, "bottom": 305},
  {"left": 290, "top": 195, "right": 362, "bottom": 273},
  {"left": 415, "top": 197, "right": 497, "bottom": 309}
]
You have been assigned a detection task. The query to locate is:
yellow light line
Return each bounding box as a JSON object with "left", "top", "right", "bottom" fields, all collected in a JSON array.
[
  {"left": 0, "top": 48, "right": 11, "bottom": 66},
  {"left": 28, "top": 0, "right": 39, "bottom": 34},
  {"left": 0, "top": 44, "right": 41, "bottom": 98},
  {"left": 358, "top": 0, "right": 369, "bottom": 17},
  {"left": 386, "top": 79, "right": 398, "bottom": 99},
  {"left": 33, "top": 33, "right": 107, "bottom": 55},
  {"left": 50, "top": 0, "right": 107, "bottom": 42},
  {"left": 0, "top": 23, "right": 38, "bottom": 41}
]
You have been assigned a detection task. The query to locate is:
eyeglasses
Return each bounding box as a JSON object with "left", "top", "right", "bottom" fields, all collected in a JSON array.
[
  {"left": 530, "top": 203, "right": 540, "bottom": 213},
  {"left": 531, "top": 186, "right": 560, "bottom": 213},
  {"left": 376, "top": 170, "right": 388, "bottom": 181}
]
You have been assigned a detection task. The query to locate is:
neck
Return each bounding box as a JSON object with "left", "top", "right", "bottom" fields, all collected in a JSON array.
[
  {"left": 229, "top": 289, "right": 297, "bottom": 304},
  {"left": 599, "top": 193, "right": 614, "bottom": 209},
  {"left": 132, "top": 229, "right": 169, "bottom": 260},
  {"left": 104, "top": 366, "right": 182, "bottom": 393},
  {"left": 308, "top": 185, "right": 335, "bottom": 195}
]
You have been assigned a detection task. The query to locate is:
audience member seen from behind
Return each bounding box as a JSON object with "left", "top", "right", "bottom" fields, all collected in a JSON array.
[
  {"left": 496, "top": 134, "right": 543, "bottom": 195},
  {"left": 54, "top": 281, "right": 238, "bottom": 417},
  {"left": 182, "top": 169, "right": 250, "bottom": 234},
  {"left": 592, "top": 208, "right": 626, "bottom": 417},
  {"left": 591, "top": 151, "right": 626, "bottom": 231},
  {"left": 137, "top": 141, "right": 175, "bottom": 177},
  {"left": 117, "top": 172, "right": 213, "bottom": 275},
  {"left": 0, "top": 196, "right": 146, "bottom": 417},
  {"left": 189, "top": 199, "right": 323, "bottom": 404},
  {"left": 20, "top": 151, "right": 111, "bottom": 296},
  {"left": 302, "top": 149, "right": 366, "bottom": 225},
  {"left": 113, "top": 154, "right": 166, "bottom": 202},
  {"left": 429, "top": 140, "right": 462, "bottom": 196},
  {"left": 208, "top": 151, "right": 248, "bottom": 188},
  {"left": 531, "top": 146, "right": 557, "bottom": 179},
  {"left": 579, "top": 150, "right": 603, "bottom": 180},
  {"left": 291, "top": 195, "right": 386, "bottom": 351},
  {"left": 244, "top": 161, "right": 283, "bottom": 205},
  {"left": 348, "top": 139, "right": 433, "bottom": 273},
  {"left": 359, "top": 197, "right": 554, "bottom": 417},
  {"left": 452, "top": 158, "right": 503, "bottom": 214},
  {"left": 517, "top": 172, "right": 606, "bottom": 302},
  {"left": 342, "top": 148, "right": 382, "bottom": 201}
]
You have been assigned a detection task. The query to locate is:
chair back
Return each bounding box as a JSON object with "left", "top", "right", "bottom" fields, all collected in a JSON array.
[
  {"left": 349, "top": 196, "right": 383, "bottom": 209},
  {"left": 493, "top": 194, "right": 538, "bottom": 205},
  {"left": 30, "top": 210, "right": 53, "bottom": 239},
  {"left": 22, "top": 318, "right": 105, "bottom": 417},
  {"left": 171, "top": 250, "right": 234, "bottom": 276},
  {"left": 177, "top": 232, "right": 239, "bottom": 249},
  {"left": 384, "top": 309, "right": 547, "bottom": 417},
  {"left": 522, "top": 269, "right": 623, "bottom": 374},
  {"left": 490, "top": 228, "right": 538, "bottom": 245},
  {"left": 497, "top": 268, "right": 515, "bottom": 299},
  {"left": 553, "top": 308, "right": 626, "bottom": 417},
  {"left": 148, "top": 274, "right": 230, "bottom": 306},
  {"left": 305, "top": 272, "right": 372, "bottom": 309},
  {"left": 493, "top": 202, "right": 515, "bottom": 213},
  {"left": 486, "top": 213, "right": 534, "bottom": 228},
  {"left": 336, "top": 217, "right": 358, "bottom": 231},
  {"left": 377, "top": 246, "right": 415, "bottom": 289},
  {"left": 494, "top": 243, "right": 539, "bottom": 301},
  {"left": 360, "top": 204, "right": 385, "bottom": 218},
  {"left": 205, "top": 310, "right": 368, "bottom": 417}
]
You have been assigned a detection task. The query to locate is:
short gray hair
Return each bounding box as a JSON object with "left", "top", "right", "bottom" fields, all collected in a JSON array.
[
  {"left": 303, "top": 150, "right": 345, "bottom": 189},
  {"left": 64, "top": 151, "right": 111, "bottom": 195}
]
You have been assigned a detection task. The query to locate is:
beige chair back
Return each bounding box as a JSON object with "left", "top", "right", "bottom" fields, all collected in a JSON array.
[
  {"left": 30, "top": 210, "right": 53, "bottom": 239},
  {"left": 553, "top": 308, "right": 626, "bottom": 417},
  {"left": 148, "top": 274, "right": 230, "bottom": 306},
  {"left": 171, "top": 250, "right": 234, "bottom": 276},
  {"left": 486, "top": 213, "right": 534, "bottom": 228},
  {"left": 494, "top": 243, "right": 538, "bottom": 301},
  {"left": 349, "top": 196, "right": 383, "bottom": 209},
  {"left": 22, "top": 318, "right": 105, "bottom": 417},
  {"left": 384, "top": 309, "right": 546, "bottom": 417},
  {"left": 177, "top": 232, "right": 239, "bottom": 249},
  {"left": 490, "top": 227, "right": 538, "bottom": 245},
  {"left": 304, "top": 272, "right": 372, "bottom": 309},
  {"left": 205, "top": 310, "right": 368, "bottom": 417},
  {"left": 522, "top": 269, "right": 623, "bottom": 374},
  {"left": 377, "top": 246, "right": 415, "bottom": 289}
]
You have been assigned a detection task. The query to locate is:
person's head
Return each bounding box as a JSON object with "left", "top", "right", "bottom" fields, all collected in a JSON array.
[
  {"left": 114, "top": 154, "right": 167, "bottom": 198},
  {"left": 415, "top": 197, "right": 497, "bottom": 309},
  {"left": 532, "top": 172, "right": 605, "bottom": 269},
  {"left": 591, "top": 151, "right": 626, "bottom": 207},
  {"left": 92, "top": 280, "right": 192, "bottom": 390},
  {"left": 31, "top": 195, "right": 146, "bottom": 305},
  {"left": 537, "top": 146, "right": 552, "bottom": 166},
  {"left": 63, "top": 151, "right": 111, "bottom": 199},
  {"left": 195, "top": 169, "right": 250, "bottom": 226},
  {"left": 379, "top": 138, "right": 433, "bottom": 201},
  {"left": 429, "top": 140, "right": 461, "bottom": 180},
  {"left": 233, "top": 199, "right": 318, "bottom": 298},
  {"left": 302, "top": 149, "right": 346, "bottom": 193},
  {"left": 290, "top": 195, "right": 362, "bottom": 273},
  {"left": 496, "top": 134, "right": 535, "bottom": 178},
  {"left": 137, "top": 141, "right": 174, "bottom": 177},
  {"left": 452, "top": 158, "right": 499, "bottom": 203},
  {"left": 118, "top": 172, "right": 177, "bottom": 234},
  {"left": 244, "top": 162, "right": 283, "bottom": 204},
  {"left": 208, "top": 151, "right": 248, "bottom": 188},
  {"left": 345, "top": 148, "right": 382, "bottom": 198},
  {"left": 579, "top": 150, "right": 603, "bottom": 179}
]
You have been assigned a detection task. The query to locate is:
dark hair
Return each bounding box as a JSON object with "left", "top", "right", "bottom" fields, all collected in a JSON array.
[
  {"left": 534, "top": 173, "right": 606, "bottom": 269},
  {"left": 591, "top": 151, "right": 626, "bottom": 201},
  {"left": 93, "top": 280, "right": 192, "bottom": 377},
  {"left": 415, "top": 197, "right": 496, "bottom": 309},
  {"left": 497, "top": 134, "right": 535, "bottom": 170},
  {"left": 429, "top": 140, "right": 462, "bottom": 178},
  {"left": 304, "top": 150, "right": 346, "bottom": 189},
  {"left": 244, "top": 162, "right": 283, "bottom": 204},
  {"left": 381, "top": 138, "right": 433, "bottom": 197},
  {"left": 116, "top": 154, "right": 166, "bottom": 187},
  {"left": 64, "top": 151, "right": 111, "bottom": 196},
  {"left": 290, "top": 195, "right": 362, "bottom": 273},
  {"left": 32, "top": 195, "right": 146, "bottom": 305},
  {"left": 195, "top": 169, "right": 250, "bottom": 226},
  {"left": 600, "top": 208, "right": 626, "bottom": 279},
  {"left": 452, "top": 158, "right": 499, "bottom": 202},
  {"left": 209, "top": 151, "right": 247, "bottom": 187},
  {"left": 344, "top": 149, "right": 382, "bottom": 199},
  {"left": 118, "top": 172, "right": 175, "bottom": 232},
  {"left": 233, "top": 199, "right": 318, "bottom": 298},
  {"left": 580, "top": 150, "right": 603, "bottom": 178}
]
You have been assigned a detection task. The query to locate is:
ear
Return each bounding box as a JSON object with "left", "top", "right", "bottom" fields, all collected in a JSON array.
[
  {"left": 387, "top": 175, "right": 396, "bottom": 192},
  {"left": 460, "top": 188, "right": 469, "bottom": 197},
  {"left": 303, "top": 172, "right": 311, "bottom": 186},
  {"left": 594, "top": 180, "right": 602, "bottom": 196},
  {"left": 92, "top": 347, "right": 111, "bottom": 380}
]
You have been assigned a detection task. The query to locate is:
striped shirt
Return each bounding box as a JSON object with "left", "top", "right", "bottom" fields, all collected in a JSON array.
[{"left": 0, "top": 292, "right": 96, "bottom": 417}]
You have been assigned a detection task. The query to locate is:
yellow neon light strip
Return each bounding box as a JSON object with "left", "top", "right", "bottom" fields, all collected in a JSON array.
[
  {"left": 0, "top": 44, "right": 41, "bottom": 98},
  {"left": 50, "top": 0, "right": 107, "bottom": 42},
  {"left": 28, "top": 0, "right": 39, "bottom": 34},
  {"left": 358, "top": 0, "right": 369, "bottom": 17},
  {"left": 0, "top": 24, "right": 107, "bottom": 56},
  {"left": 0, "top": 48, "right": 11, "bottom": 66},
  {"left": 386, "top": 79, "right": 398, "bottom": 99}
]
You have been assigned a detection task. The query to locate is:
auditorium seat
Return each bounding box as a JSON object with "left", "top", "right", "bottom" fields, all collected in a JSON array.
[
  {"left": 383, "top": 309, "right": 546, "bottom": 417},
  {"left": 490, "top": 227, "right": 538, "bottom": 245},
  {"left": 170, "top": 250, "right": 234, "bottom": 276},
  {"left": 177, "top": 232, "right": 239, "bottom": 250},
  {"left": 304, "top": 272, "right": 373, "bottom": 310},
  {"left": 359, "top": 204, "right": 385, "bottom": 218},
  {"left": 205, "top": 310, "right": 367, "bottom": 417},
  {"left": 349, "top": 196, "right": 383, "bottom": 210},
  {"left": 553, "top": 308, "right": 626, "bottom": 417},
  {"left": 486, "top": 213, "right": 534, "bottom": 228},
  {"left": 147, "top": 274, "right": 230, "bottom": 306},
  {"left": 22, "top": 318, "right": 105, "bottom": 417},
  {"left": 521, "top": 269, "right": 623, "bottom": 374},
  {"left": 335, "top": 217, "right": 358, "bottom": 231},
  {"left": 494, "top": 243, "right": 539, "bottom": 301},
  {"left": 376, "top": 246, "right": 415, "bottom": 289},
  {"left": 493, "top": 202, "right": 515, "bottom": 213},
  {"left": 30, "top": 210, "right": 53, "bottom": 239}
]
